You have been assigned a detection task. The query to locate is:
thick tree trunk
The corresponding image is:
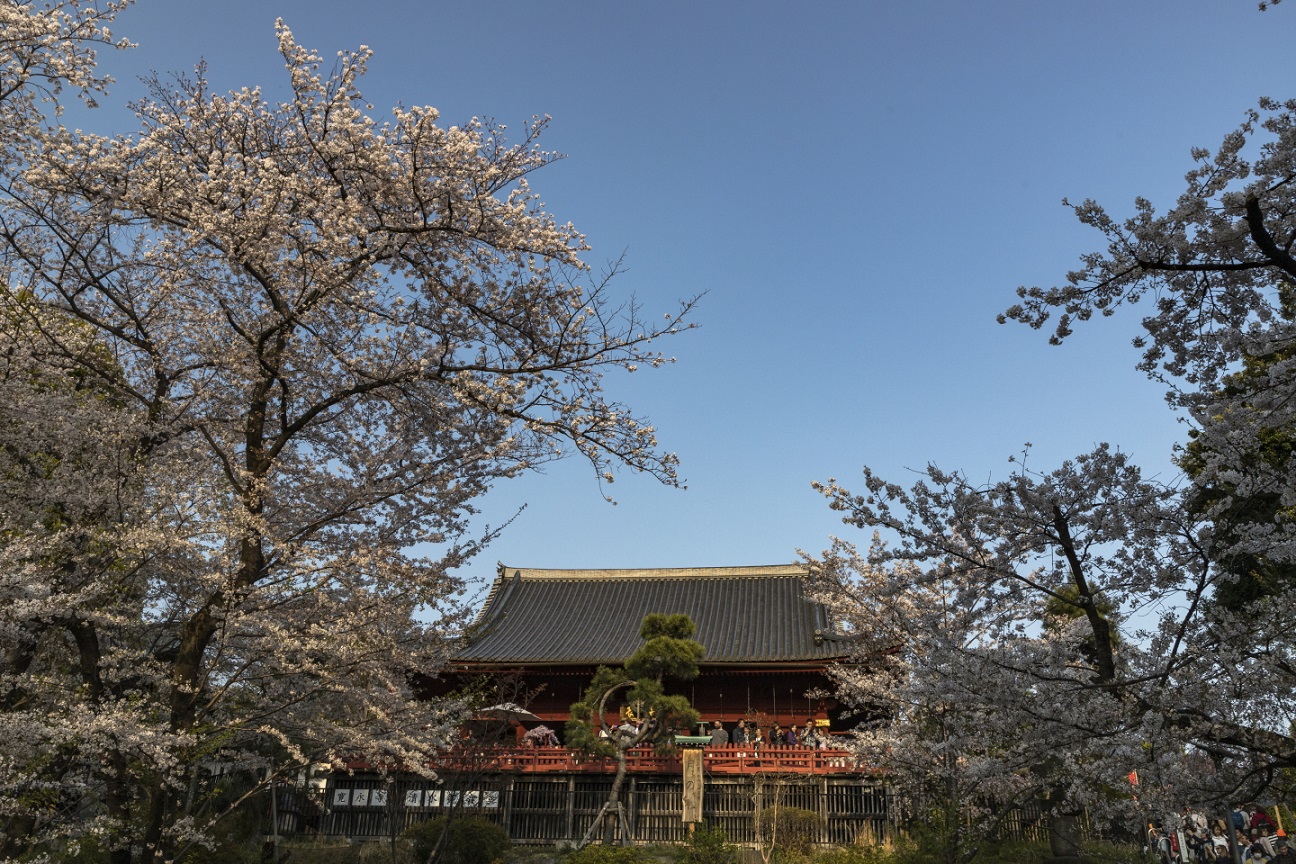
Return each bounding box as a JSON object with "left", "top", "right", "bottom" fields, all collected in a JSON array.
[
  {"left": 139, "top": 386, "right": 276, "bottom": 863},
  {"left": 577, "top": 745, "right": 632, "bottom": 848},
  {"left": 606, "top": 749, "right": 629, "bottom": 845},
  {"left": 1041, "top": 507, "right": 1109, "bottom": 864}
]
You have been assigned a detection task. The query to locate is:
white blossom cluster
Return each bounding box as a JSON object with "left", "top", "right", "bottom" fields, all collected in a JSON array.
[{"left": 0, "top": 6, "right": 692, "bottom": 862}]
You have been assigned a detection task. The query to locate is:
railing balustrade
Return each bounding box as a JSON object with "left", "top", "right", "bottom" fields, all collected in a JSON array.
[{"left": 426, "top": 743, "right": 869, "bottom": 775}]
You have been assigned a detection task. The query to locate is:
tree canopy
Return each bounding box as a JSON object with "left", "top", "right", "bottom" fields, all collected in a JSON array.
[
  {"left": 0, "top": 5, "right": 693, "bottom": 862},
  {"left": 809, "top": 94, "right": 1296, "bottom": 838},
  {"left": 567, "top": 613, "right": 703, "bottom": 757}
]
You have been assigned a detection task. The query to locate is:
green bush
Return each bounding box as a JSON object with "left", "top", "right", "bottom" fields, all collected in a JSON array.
[
  {"left": 404, "top": 815, "right": 511, "bottom": 864},
  {"left": 561, "top": 845, "right": 654, "bottom": 864},
  {"left": 812, "top": 847, "right": 893, "bottom": 864},
  {"left": 359, "top": 839, "right": 418, "bottom": 864},
  {"left": 679, "top": 823, "right": 740, "bottom": 864},
  {"left": 277, "top": 842, "right": 368, "bottom": 864},
  {"left": 758, "top": 806, "right": 825, "bottom": 857},
  {"left": 972, "top": 840, "right": 1054, "bottom": 864},
  {"left": 807, "top": 838, "right": 1146, "bottom": 864}
]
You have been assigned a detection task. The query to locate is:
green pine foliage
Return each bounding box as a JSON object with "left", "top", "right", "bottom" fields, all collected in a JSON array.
[
  {"left": 567, "top": 666, "right": 634, "bottom": 755},
  {"left": 626, "top": 614, "right": 705, "bottom": 684},
  {"left": 566, "top": 615, "right": 704, "bottom": 752}
]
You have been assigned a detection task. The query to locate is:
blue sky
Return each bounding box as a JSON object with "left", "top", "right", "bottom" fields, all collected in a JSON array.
[{"left": 88, "top": 0, "right": 1295, "bottom": 603}]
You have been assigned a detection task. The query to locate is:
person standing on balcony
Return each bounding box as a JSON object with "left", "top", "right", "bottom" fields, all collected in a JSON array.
[{"left": 709, "top": 721, "right": 729, "bottom": 747}]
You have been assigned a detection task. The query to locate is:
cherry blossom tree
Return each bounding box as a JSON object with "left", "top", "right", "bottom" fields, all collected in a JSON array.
[
  {"left": 807, "top": 449, "right": 1211, "bottom": 846},
  {"left": 0, "top": 0, "right": 130, "bottom": 134},
  {"left": 810, "top": 96, "right": 1296, "bottom": 849},
  {"left": 1, "top": 4, "right": 139, "bottom": 860},
  {"left": 0, "top": 8, "right": 693, "bottom": 862},
  {"left": 806, "top": 541, "right": 1041, "bottom": 864},
  {"left": 1002, "top": 96, "right": 1296, "bottom": 583}
]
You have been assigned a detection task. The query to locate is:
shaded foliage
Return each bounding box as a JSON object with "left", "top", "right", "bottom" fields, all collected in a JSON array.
[{"left": 403, "top": 815, "right": 510, "bottom": 864}]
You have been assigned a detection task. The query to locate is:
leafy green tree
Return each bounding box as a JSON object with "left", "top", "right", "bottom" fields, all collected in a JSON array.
[
  {"left": 626, "top": 613, "right": 705, "bottom": 683},
  {"left": 566, "top": 613, "right": 703, "bottom": 847}
]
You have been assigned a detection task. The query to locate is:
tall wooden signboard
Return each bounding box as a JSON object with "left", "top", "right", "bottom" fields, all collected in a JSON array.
[{"left": 682, "top": 748, "right": 703, "bottom": 824}]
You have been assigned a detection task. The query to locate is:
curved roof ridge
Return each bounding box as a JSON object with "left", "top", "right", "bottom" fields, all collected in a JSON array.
[{"left": 496, "top": 563, "right": 808, "bottom": 580}]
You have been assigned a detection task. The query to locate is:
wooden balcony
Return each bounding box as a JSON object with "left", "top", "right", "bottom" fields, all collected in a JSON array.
[{"left": 430, "top": 744, "right": 870, "bottom": 776}]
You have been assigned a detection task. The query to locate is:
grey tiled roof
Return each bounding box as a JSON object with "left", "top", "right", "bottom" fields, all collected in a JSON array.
[{"left": 456, "top": 564, "right": 843, "bottom": 664}]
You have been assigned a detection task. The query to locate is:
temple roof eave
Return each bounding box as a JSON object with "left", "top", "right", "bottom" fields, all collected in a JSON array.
[{"left": 457, "top": 564, "right": 848, "bottom": 666}]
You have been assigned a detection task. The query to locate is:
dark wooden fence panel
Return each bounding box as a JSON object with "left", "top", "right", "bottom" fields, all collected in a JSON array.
[
  {"left": 570, "top": 777, "right": 615, "bottom": 842},
  {"left": 824, "top": 781, "right": 890, "bottom": 846},
  {"left": 703, "top": 780, "right": 755, "bottom": 844},
  {"left": 510, "top": 779, "right": 570, "bottom": 842},
  {"left": 634, "top": 779, "right": 687, "bottom": 845}
]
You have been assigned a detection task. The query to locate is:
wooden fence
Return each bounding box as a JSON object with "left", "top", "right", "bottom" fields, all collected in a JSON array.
[
  {"left": 289, "top": 771, "right": 891, "bottom": 847},
  {"left": 272, "top": 752, "right": 1074, "bottom": 849}
]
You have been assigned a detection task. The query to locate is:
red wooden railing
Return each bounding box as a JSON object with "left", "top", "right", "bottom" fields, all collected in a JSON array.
[{"left": 429, "top": 744, "right": 870, "bottom": 775}]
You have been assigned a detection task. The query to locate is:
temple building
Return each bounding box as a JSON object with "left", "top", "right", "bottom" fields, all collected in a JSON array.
[
  {"left": 317, "top": 564, "right": 888, "bottom": 847},
  {"left": 453, "top": 564, "right": 855, "bottom": 728}
]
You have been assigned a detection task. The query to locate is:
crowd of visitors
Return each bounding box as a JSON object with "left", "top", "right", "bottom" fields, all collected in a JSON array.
[
  {"left": 705, "top": 718, "right": 835, "bottom": 749},
  {"left": 506, "top": 716, "right": 840, "bottom": 750},
  {"left": 1146, "top": 805, "right": 1294, "bottom": 864}
]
